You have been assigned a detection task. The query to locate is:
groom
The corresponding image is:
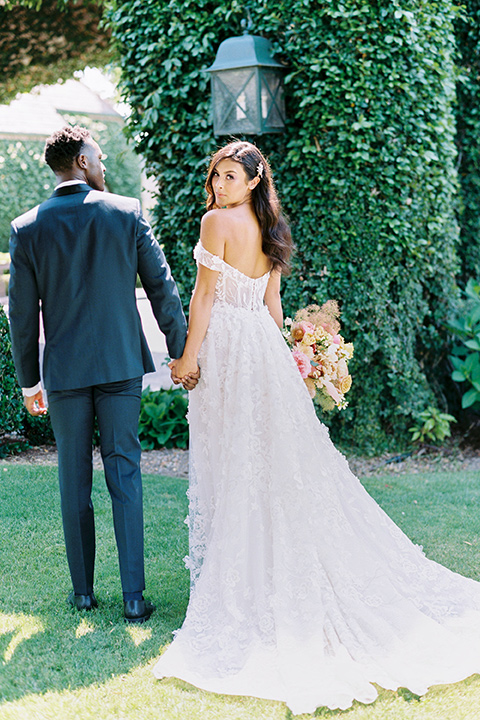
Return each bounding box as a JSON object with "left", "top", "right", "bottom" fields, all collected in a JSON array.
[{"left": 8, "top": 125, "right": 194, "bottom": 623}]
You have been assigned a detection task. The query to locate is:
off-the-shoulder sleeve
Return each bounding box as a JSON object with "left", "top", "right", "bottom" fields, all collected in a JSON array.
[{"left": 193, "top": 241, "right": 225, "bottom": 272}]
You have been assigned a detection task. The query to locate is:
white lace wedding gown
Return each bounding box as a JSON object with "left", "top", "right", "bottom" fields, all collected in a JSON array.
[{"left": 153, "top": 241, "right": 480, "bottom": 714}]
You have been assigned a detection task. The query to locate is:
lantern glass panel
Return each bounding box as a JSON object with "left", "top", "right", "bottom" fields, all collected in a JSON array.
[
  {"left": 212, "top": 69, "right": 260, "bottom": 135},
  {"left": 260, "top": 70, "right": 286, "bottom": 130}
]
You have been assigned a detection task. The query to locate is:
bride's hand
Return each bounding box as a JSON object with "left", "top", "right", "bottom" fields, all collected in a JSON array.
[{"left": 169, "top": 357, "right": 199, "bottom": 383}]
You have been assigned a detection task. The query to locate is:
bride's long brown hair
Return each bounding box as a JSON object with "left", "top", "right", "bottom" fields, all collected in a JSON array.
[{"left": 205, "top": 141, "right": 293, "bottom": 273}]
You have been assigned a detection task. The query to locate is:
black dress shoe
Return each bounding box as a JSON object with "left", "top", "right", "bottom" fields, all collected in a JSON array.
[
  {"left": 67, "top": 592, "right": 98, "bottom": 611},
  {"left": 124, "top": 598, "right": 156, "bottom": 624}
]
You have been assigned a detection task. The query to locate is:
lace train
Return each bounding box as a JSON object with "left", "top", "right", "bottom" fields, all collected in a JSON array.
[{"left": 153, "top": 243, "right": 480, "bottom": 714}]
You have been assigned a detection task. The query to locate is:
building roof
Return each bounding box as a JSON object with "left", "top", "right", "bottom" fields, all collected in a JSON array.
[{"left": 0, "top": 79, "right": 121, "bottom": 140}]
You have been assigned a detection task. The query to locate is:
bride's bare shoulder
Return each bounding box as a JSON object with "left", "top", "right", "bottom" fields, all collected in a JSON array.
[
  {"left": 201, "top": 208, "right": 235, "bottom": 229},
  {"left": 200, "top": 210, "right": 231, "bottom": 256}
]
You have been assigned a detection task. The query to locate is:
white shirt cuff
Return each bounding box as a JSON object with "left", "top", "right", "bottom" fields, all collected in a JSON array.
[{"left": 22, "top": 383, "right": 42, "bottom": 397}]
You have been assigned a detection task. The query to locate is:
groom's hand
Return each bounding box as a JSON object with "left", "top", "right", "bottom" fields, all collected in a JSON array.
[
  {"left": 169, "top": 360, "right": 200, "bottom": 391},
  {"left": 24, "top": 390, "right": 48, "bottom": 417},
  {"left": 181, "top": 369, "right": 200, "bottom": 391}
]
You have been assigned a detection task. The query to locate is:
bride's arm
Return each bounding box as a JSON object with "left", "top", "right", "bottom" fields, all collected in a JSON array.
[
  {"left": 170, "top": 265, "right": 218, "bottom": 379},
  {"left": 264, "top": 270, "right": 283, "bottom": 329},
  {"left": 170, "top": 213, "right": 224, "bottom": 380}
]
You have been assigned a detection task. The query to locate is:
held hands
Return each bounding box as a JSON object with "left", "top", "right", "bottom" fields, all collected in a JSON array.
[
  {"left": 169, "top": 358, "right": 200, "bottom": 391},
  {"left": 24, "top": 390, "right": 48, "bottom": 417}
]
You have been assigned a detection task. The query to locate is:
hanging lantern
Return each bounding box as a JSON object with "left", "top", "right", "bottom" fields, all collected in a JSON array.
[{"left": 206, "top": 33, "right": 286, "bottom": 136}]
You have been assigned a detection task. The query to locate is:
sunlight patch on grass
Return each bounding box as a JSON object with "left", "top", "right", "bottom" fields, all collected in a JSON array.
[
  {"left": 75, "top": 618, "right": 95, "bottom": 639},
  {"left": 0, "top": 611, "right": 44, "bottom": 663},
  {"left": 126, "top": 624, "right": 152, "bottom": 646},
  {"left": 1, "top": 663, "right": 480, "bottom": 720}
]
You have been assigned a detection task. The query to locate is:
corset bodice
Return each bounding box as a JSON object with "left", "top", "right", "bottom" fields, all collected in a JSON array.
[{"left": 193, "top": 241, "right": 270, "bottom": 312}]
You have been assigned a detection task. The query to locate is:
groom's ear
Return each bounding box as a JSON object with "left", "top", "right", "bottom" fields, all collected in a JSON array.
[{"left": 76, "top": 151, "right": 88, "bottom": 170}]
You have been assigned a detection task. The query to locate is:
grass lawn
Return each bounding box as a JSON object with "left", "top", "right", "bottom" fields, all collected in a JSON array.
[{"left": 1, "top": 462, "right": 480, "bottom": 719}]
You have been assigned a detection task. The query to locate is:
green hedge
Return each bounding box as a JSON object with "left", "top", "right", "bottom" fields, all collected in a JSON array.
[
  {"left": 455, "top": 0, "right": 480, "bottom": 286},
  {"left": 0, "top": 117, "right": 141, "bottom": 253},
  {"left": 108, "top": 0, "right": 461, "bottom": 453},
  {"left": 0, "top": 305, "right": 56, "bottom": 454},
  {"left": 0, "top": 305, "right": 24, "bottom": 441}
]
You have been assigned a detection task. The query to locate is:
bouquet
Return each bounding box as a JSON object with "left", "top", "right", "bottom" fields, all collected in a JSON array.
[{"left": 283, "top": 301, "right": 354, "bottom": 411}]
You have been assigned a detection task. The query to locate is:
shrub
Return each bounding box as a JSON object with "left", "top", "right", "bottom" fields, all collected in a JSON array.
[
  {"left": 138, "top": 386, "right": 189, "bottom": 450},
  {"left": 408, "top": 406, "right": 457, "bottom": 445},
  {"left": 22, "top": 412, "right": 56, "bottom": 447},
  {"left": 449, "top": 278, "right": 480, "bottom": 411},
  {"left": 0, "top": 305, "right": 56, "bottom": 453},
  {"left": 0, "top": 305, "right": 24, "bottom": 443},
  {"left": 107, "top": 0, "right": 460, "bottom": 453}
]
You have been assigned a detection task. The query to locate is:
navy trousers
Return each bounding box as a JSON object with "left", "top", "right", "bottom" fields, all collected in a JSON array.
[{"left": 48, "top": 377, "right": 144, "bottom": 596}]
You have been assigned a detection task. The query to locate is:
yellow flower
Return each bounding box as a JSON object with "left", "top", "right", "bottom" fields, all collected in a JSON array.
[
  {"left": 337, "top": 358, "right": 348, "bottom": 379},
  {"left": 304, "top": 377, "right": 317, "bottom": 398},
  {"left": 303, "top": 331, "right": 316, "bottom": 346},
  {"left": 339, "top": 375, "right": 352, "bottom": 394},
  {"left": 343, "top": 343, "right": 354, "bottom": 359},
  {"left": 315, "top": 327, "right": 328, "bottom": 341}
]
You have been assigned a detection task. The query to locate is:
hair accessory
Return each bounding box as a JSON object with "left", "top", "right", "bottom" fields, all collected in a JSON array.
[{"left": 256, "top": 162, "right": 264, "bottom": 178}]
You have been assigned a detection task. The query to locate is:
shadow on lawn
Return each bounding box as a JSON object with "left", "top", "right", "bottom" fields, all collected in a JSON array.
[
  {"left": 0, "top": 600, "right": 188, "bottom": 704},
  {"left": 0, "top": 466, "right": 190, "bottom": 705}
]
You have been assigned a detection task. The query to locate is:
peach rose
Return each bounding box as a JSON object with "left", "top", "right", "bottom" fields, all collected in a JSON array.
[
  {"left": 337, "top": 358, "right": 348, "bottom": 379},
  {"left": 298, "top": 344, "right": 314, "bottom": 359},
  {"left": 292, "top": 350, "right": 312, "bottom": 378},
  {"left": 339, "top": 375, "right": 352, "bottom": 394}
]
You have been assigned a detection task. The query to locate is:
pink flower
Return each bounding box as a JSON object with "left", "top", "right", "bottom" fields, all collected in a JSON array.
[
  {"left": 332, "top": 334, "right": 341, "bottom": 345},
  {"left": 292, "top": 350, "right": 311, "bottom": 379},
  {"left": 323, "top": 379, "right": 342, "bottom": 403}
]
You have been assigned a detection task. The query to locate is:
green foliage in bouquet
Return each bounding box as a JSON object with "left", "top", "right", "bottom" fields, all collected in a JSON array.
[
  {"left": 106, "top": 0, "right": 460, "bottom": 453},
  {"left": 138, "top": 386, "right": 189, "bottom": 451},
  {"left": 449, "top": 279, "right": 480, "bottom": 411}
]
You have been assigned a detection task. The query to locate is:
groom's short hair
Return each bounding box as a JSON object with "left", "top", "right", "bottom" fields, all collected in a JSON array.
[{"left": 45, "top": 125, "right": 92, "bottom": 173}]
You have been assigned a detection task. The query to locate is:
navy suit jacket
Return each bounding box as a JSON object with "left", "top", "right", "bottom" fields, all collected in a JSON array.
[{"left": 9, "top": 183, "right": 187, "bottom": 392}]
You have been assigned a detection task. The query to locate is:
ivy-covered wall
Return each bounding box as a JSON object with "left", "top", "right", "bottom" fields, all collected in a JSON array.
[
  {"left": 108, "top": 0, "right": 460, "bottom": 453},
  {"left": 0, "top": 117, "right": 142, "bottom": 253},
  {"left": 456, "top": 0, "right": 480, "bottom": 286}
]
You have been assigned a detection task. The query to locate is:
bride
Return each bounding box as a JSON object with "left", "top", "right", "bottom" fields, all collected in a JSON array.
[{"left": 153, "top": 141, "right": 480, "bottom": 714}]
